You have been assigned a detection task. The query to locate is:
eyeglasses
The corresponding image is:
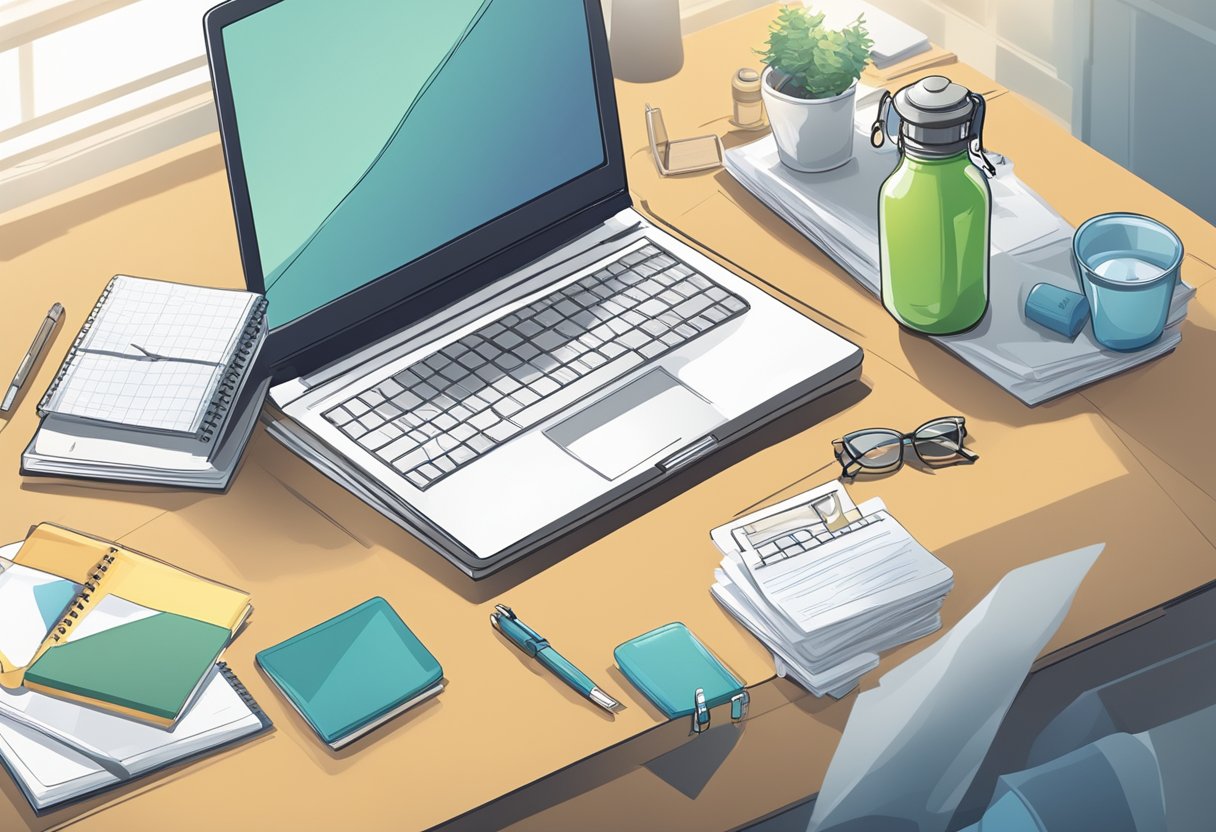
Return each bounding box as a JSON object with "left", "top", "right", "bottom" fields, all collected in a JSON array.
[
  {"left": 645, "top": 104, "right": 724, "bottom": 176},
  {"left": 833, "top": 417, "right": 978, "bottom": 479}
]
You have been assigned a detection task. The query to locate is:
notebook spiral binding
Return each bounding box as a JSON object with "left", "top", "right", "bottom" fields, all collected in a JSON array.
[
  {"left": 50, "top": 548, "right": 118, "bottom": 644},
  {"left": 36, "top": 277, "right": 119, "bottom": 417},
  {"left": 198, "top": 296, "right": 269, "bottom": 443},
  {"left": 217, "top": 662, "right": 265, "bottom": 716}
]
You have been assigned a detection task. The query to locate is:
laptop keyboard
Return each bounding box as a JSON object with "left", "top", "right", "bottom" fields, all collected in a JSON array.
[{"left": 322, "top": 242, "right": 749, "bottom": 490}]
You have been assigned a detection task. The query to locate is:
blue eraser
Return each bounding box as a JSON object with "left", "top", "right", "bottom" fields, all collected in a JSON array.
[{"left": 1025, "top": 282, "right": 1090, "bottom": 339}]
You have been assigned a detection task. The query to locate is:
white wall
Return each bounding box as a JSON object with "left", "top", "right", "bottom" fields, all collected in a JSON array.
[
  {"left": 669, "top": 0, "right": 1086, "bottom": 128},
  {"left": 862, "top": 0, "right": 1082, "bottom": 126}
]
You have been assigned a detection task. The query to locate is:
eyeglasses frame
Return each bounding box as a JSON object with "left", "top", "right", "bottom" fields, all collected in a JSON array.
[{"left": 832, "top": 416, "right": 978, "bottom": 480}]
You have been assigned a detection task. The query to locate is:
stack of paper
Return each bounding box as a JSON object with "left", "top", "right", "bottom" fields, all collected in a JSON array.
[
  {"left": 710, "top": 481, "right": 953, "bottom": 698},
  {"left": 0, "top": 664, "right": 269, "bottom": 812},
  {"left": 723, "top": 92, "right": 1196, "bottom": 405}
]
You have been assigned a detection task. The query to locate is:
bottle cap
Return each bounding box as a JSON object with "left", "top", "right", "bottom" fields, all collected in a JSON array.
[
  {"left": 887, "top": 75, "right": 987, "bottom": 159},
  {"left": 896, "top": 76, "right": 973, "bottom": 128},
  {"left": 733, "top": 67, "right": 762, "bottom": 95}
]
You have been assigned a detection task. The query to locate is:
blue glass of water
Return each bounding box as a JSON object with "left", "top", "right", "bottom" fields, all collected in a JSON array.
[{"left": 1072, "top": 213, "right": 1183, "bottom": 351}]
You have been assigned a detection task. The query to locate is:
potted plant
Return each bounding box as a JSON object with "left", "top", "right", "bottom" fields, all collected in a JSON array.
[{"left": 757, "top": 6, "right": 873, "bottom": 173}]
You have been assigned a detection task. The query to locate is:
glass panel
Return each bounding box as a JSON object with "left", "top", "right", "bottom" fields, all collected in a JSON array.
[
  {"left": 29, "top": 0, "right": 213, "bottom": 116},
  {"left": 914, "top": 420, "right": 963, "bottom": 460},
  {"left": 222, "top": 0, "right": 607, "bottom": 328},
  {"left": 0, "top": 48, "right": 20, "bottom": 132},
  {"left": 845, "top": 429, "right": 903, "bottom": 468}
]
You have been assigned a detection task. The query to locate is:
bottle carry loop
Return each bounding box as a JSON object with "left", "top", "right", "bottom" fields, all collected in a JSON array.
[{"left": 966, "top": 92, "right": 997, "bottom": 178}]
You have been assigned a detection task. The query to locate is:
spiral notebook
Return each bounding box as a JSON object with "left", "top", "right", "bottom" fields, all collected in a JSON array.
[
  {"left": 23, "top": 276, "right": 269, "bottom": 490},
  {"left": 0, "top": 524, "right": 253, "bottom": 729},
  {"left": 38, "top": 276, "right": 267, "bottom": 438}
]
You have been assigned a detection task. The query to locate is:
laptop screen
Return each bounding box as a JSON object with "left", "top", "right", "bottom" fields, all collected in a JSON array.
[{"left": 219, "top": 0, "right": 608, "bottom": 329}]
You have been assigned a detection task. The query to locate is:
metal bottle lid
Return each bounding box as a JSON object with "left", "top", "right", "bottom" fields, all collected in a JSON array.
[
  {"left": 895, "top": 76, "right": 974, "bottom": 128},
  {"left": 871, "top": 75, "right": 996, "bottom": 174}
]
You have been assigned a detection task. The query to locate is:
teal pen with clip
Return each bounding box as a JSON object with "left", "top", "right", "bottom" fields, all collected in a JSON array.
[{"left": 491, "top": 605, "right": 622, "bottom": 713}]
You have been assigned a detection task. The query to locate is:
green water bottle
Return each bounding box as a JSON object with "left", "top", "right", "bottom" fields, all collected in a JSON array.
[{"left": 872, "top": 76, "right": 996, "bottom": 335}]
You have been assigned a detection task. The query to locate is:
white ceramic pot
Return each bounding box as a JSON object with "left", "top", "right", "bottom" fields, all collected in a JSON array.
[{"left": 761, "top": 68, "right": 857, "bottom": 173}]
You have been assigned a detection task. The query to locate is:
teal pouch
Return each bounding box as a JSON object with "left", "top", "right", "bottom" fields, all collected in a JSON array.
[{"left": 613, "top": 622, "right": 743, "bottom": 719}]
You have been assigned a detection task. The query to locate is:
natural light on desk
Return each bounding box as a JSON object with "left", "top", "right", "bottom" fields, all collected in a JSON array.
[{"left": 0, "top": 0, "right": 214, "bottom": 208}]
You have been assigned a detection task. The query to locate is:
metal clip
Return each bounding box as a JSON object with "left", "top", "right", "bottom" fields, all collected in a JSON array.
[
  {"left": 692, "top": 688, "right": 710, "bottom": 734},
  {"left": 730, "top": 691, "right": 750, "bottom": 721},
  {"left": 870, "top": 90, "right": 892, "bottom": 149},
  {"left": 967, "top": 92, "right": 998, "bottom": 178}
]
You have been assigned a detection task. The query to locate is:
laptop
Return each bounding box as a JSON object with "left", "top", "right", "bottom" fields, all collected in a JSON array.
[{"left": 203, "top": 0, "right": 863, "bottom": 578}]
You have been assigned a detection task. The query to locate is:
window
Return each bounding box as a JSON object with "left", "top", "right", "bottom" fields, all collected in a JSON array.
[{"left": 0, "top": 0, "right": 216, "bottom": 211}]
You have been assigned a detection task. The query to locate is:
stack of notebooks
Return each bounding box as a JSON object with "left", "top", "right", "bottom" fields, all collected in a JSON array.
[
  {"left": 22, "top": 275, "right": 271, "bottom": 489},
  {"left": 0, "top": 524, "right": 269, "bottom": 813},
  {"left": 710, "top": 481, "right": 953, "bottom": 698},
  {"left": 722, "top": 91, "right": 1196, "bottom": 405}
]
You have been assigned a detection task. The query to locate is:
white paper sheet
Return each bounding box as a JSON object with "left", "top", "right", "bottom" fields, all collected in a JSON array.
[
  {"left": 0, "top": 544, "right": 81, "bottom": 671},
  {"left": 710, "top": 482, "right": 952, "bottom": 697}
]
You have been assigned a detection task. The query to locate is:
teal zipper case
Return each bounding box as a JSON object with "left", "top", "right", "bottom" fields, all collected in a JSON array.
[
  {"left": 256, "top": 597, "right": 443, "bottom": 749},
  {"left": 614, "top": 622, "right": 743, "bottom": 719}
]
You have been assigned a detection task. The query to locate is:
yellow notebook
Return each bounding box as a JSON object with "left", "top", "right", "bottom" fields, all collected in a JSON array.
[{"left": 0, "top": 524, "right": 251, "bottom": 727}]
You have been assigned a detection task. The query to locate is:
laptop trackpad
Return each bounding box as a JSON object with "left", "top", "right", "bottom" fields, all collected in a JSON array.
[{"left": 544, "top": 368, "right": 724, "bottom": 480}]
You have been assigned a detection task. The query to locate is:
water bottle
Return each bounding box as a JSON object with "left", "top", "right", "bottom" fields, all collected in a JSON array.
[{"left": 872, "top": 76, "right": 996, "bottom": 335}]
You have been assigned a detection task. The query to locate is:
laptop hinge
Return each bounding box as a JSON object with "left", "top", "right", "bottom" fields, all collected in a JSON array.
[{"left": 658, "top": 436, "right": 718, "bottom": 472}]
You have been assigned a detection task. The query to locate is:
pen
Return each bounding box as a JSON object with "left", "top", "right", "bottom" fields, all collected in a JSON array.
[
  {"left": 490, "top": 604, "right": 622, "bottom": 713},
  {"left": 2, "top": 303, "right": 64, "bottom": 413}
]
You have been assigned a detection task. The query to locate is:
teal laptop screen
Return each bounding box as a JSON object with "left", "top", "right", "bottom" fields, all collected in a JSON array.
[{"left": 221, "top": 0, "right": 607, "bottom": 328}]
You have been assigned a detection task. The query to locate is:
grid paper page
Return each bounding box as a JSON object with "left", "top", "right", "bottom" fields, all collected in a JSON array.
[
  {"left": 52, "top": 353, "right": 224, "bottom": 434},
  {"left": 81, "top": 277, "right": 255, "bottom": 364}
]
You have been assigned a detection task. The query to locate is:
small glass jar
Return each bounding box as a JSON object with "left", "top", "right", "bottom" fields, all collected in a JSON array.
[{"left": 731, "top": 68, "right": 766, "bottom": 130}]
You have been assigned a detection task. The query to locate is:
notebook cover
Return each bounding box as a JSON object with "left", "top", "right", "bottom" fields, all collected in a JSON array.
[
  {"left": 0, "top": 662, "right": 273, "bottom": 816},
  {"left": 37, "top": 275, "right": 267, "bottom": 438},
  {"left": 256, "top": 598, "right": 443, "bottom": 746},
  {"left": 4, "top": 524, "right": 251, "bottom": 726},
  {"left": 24, "top": 614, "right": 230, "bottom": 724},
  {"left": 614, "top": 622, "right": 743, "bottom": 719}
]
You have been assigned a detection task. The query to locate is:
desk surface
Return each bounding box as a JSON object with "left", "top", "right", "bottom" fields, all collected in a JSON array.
[{"left": 2, "top": 5, "right": 1215, "bottom": 831}]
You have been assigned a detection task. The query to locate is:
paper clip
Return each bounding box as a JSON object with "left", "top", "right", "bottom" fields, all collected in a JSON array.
[
  {"left": 692, "top": 688, "right": 710, "bottom": 734},
  {"left": 731, "top": 691, "right": 750, "bottom": 721}
]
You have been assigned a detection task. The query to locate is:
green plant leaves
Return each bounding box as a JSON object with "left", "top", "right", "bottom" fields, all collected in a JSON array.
[{"left": 756, "top": 5, "right": 874, "bottom": 99}]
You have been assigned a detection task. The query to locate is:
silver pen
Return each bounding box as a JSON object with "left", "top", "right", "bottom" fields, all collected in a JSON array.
[{"left": 2, "top": 303, "right": 64, "bottom": 412}]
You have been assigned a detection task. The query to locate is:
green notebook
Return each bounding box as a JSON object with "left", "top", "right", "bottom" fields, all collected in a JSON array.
[
  {"left": 614, "top": 622, "right": 743, "bottom": 719},
  {"left": 23, "top": 613, "right": 230, "bottom": 723},
  {"left": 1, "top": 523, "right": 253, "bottom": 728},
  {"left": 256, "top": 598, "right": 443, "bottom": 749}
]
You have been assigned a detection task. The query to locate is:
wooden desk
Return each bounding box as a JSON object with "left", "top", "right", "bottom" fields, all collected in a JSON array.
[{"left": 2, "top": 5, "right": 1214, "bottom": 830}]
